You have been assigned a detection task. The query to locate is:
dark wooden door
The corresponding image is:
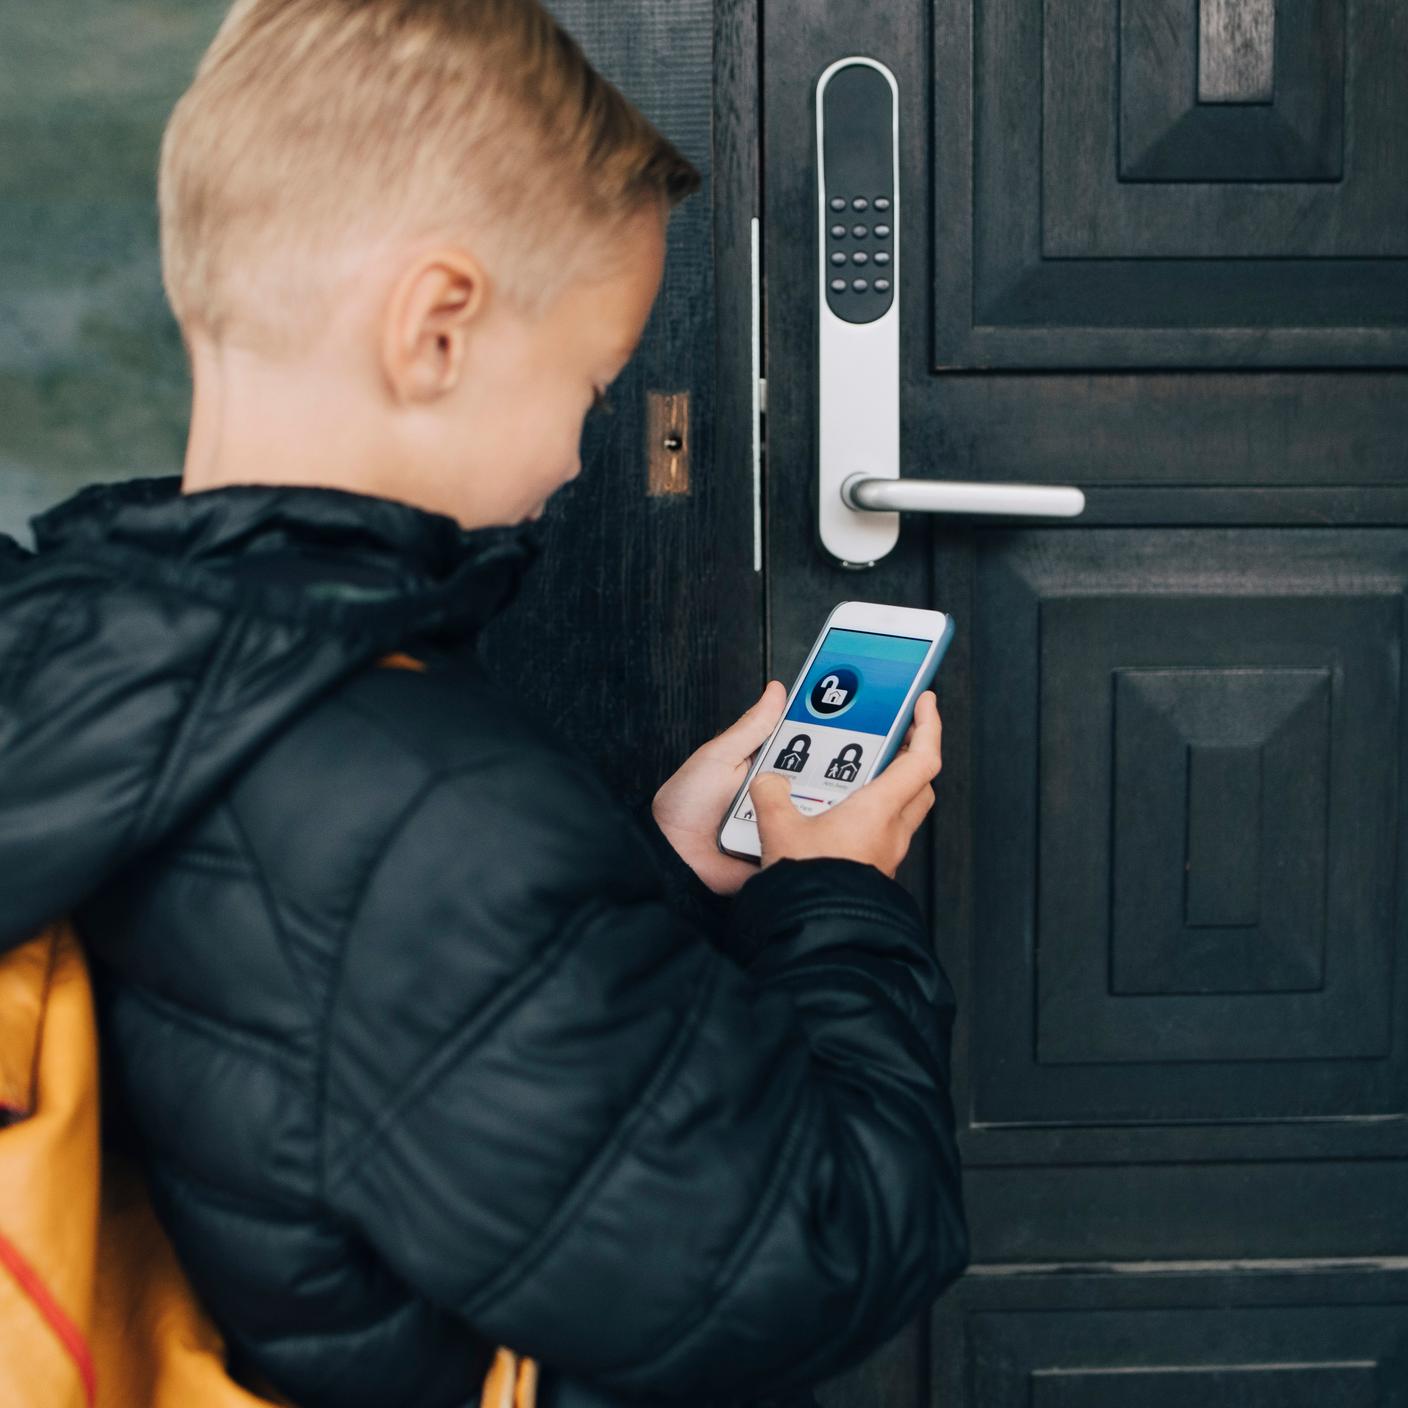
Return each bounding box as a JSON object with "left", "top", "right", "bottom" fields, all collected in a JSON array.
[{"left": 760, "top": 1, "right": 1408, "bottom": 1403}]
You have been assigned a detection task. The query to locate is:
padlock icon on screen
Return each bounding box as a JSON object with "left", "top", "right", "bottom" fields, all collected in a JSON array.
[
  {"left": 808, "top": 666, "right": 859, "bottom": 719},
  {"left": 775, "top": 734, "right": 811, "bottom": 773},
  {"left": 825, "top": 742, "right": 864, "bottom": 783}
]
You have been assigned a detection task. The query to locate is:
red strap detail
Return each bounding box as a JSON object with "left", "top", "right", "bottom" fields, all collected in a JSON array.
[
  {"left": 0, "top": 1225, "right": 96, "bottom": 1406},
  {"left": 377, "top": 651, "right": 427, "bottom": 672}
]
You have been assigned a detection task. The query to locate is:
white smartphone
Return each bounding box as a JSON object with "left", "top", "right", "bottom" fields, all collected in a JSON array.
[{"left": 717, "top": 600, "right": 956, "bottom": 861}]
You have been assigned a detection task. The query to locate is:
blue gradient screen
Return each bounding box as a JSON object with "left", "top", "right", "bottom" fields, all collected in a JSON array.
[{"left": 783, "top": 629, "right": 931, "bottom": 734}]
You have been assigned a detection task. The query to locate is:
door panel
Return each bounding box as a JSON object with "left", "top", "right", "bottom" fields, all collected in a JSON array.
[
  {"left": 974, "top": 533, "right": 1405, "bottom": 1123},
  {"left": 761, "top": 0, "right": 1408, "bottom": 1401},
  {"left": 931, "top": 1265, "right": 1408, "bottom": 1407},
  {"left": 941, "top": 0, "right": 1406, "bottom": 367}
]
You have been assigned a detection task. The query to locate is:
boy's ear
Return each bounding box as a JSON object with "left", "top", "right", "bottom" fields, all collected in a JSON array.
[{"left": 380, "top": 248, "right": 488, "bottom": 405}]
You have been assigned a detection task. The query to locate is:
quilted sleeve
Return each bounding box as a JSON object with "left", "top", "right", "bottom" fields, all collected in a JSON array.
[
  {"left": 623, "top": 789, "right": 734, "bottom": 939},
  {"left": 320, "top": 746, "right": 968, "bottom": 1403}
]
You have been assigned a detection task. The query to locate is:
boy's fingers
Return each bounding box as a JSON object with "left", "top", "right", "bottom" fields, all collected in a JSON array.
[
  {"left": 883, "top": 693, "right": 933, "bottom": 769},
  {"left": 903, "top": 692, "right": 942, "bottom": 761},
  {"left": 711, "top": 680, "right": 787, "bottom": 757},
  {"left": 897, "top": 782, "right": 935, "bottom": 831},
  {"left": 874, "top": 746, "right": 938, "bottom": 804},
  {"left": 867, "top": 697, "right": 942, "bottom": 799}
]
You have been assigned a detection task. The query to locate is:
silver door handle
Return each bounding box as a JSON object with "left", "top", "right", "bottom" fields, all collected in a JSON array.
[{"left": 841, "top": 474, "right": 1086, "bottom": 519}]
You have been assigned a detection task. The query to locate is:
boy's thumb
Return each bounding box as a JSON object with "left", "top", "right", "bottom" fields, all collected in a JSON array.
[
  {"left": 749, "top": 771, "right": 795, "bottom": 825},
  {"left": 713, "top": 681, "right": 786, "bottom": 758}
]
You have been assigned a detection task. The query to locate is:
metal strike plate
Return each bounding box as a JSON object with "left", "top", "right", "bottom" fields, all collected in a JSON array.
[{"left": 647, "top": 390, "right": 691, "bottom": 497}]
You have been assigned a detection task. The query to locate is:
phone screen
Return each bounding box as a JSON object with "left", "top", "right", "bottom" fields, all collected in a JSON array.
[{"left": 732, "top": 627, "right": 934, "bottom": 822}]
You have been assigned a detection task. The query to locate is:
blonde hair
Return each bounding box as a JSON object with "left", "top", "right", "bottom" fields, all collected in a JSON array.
[{"left": 158, "top": 0, "right": 702, "bottom": 356}]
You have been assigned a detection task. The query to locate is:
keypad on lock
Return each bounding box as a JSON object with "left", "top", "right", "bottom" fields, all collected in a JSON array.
[{"left": 826, "top": 193, "right": 893, "bottom": 304}]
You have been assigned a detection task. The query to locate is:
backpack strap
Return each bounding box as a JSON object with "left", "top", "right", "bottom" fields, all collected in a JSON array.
[{"left": 0, "top": 927, "right": 57, "bottom": 1124}]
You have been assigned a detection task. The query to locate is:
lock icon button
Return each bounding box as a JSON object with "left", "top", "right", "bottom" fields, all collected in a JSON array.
[
  {"left": 825, "top": 742, "right": 865, "bottom": 783},
  {"left": 808, "top": 665, "right": 860, "bottom": 718},
  {"left": 774, "top": 734, "right": 812, "bottom": 774}
]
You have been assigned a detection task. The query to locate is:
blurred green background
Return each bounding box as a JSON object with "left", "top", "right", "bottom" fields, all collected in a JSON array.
[{"left": 0, "top": 2, "right": 228, "bottom": 546}]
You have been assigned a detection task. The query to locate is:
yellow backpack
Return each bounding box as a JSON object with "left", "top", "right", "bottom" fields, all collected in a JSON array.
[{"left": 0, "top": 920, "right": 538, "bottom": 1408}]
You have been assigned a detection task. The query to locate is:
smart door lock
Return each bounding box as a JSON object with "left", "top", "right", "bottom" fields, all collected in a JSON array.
[
  {"left": 815, "top": 57, "right": 1085, "bottom": 568},
  {"left": 816, "top": 57, "right": 902, "bottom": 567}
]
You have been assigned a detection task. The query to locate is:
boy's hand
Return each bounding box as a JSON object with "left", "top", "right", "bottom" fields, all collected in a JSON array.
[
  {"left": 750, "top": 691, "right": 942, "bottom": 879},
  {"left": 651, "top": 680, "right": 789, "bottom": 896}
]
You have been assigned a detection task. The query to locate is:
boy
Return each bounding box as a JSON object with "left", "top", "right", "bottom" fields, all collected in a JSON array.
[{"left": 0, "top": 1, "right": 967, "bottom": 1405}]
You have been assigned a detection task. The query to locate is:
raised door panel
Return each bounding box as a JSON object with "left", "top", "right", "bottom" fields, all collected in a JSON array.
[
  {"left": 932, "top": 1266, "right": 1408, "bottom": 1407},
  {"left": 933, "top": 0, "right": 1408, "bottom": 368},
  {"left": 957, "top": 529, "right": 1408, "bottom": 1261},
  {"left": 973, "top": 531, "right": 1406, "bottom": 1134}
]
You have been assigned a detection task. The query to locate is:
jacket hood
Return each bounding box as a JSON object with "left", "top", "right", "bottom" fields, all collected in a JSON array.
[{"left": 0, "top": 475, "right": 543, "bottom": 950}]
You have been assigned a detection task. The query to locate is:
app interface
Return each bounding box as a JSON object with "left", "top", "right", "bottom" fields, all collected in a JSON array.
[{"left": 734, "top": 627, "right": 932, "bottom": 823}]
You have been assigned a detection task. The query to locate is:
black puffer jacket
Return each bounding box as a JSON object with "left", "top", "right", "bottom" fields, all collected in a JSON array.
[{"left": 0, "top": 477, "right": 968, "bottom": 1408}]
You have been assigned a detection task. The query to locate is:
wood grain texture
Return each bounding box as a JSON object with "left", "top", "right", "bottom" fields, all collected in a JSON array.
[
  {"left": 710, "top": 0, "right": 769, "bottom": 725},
  {"left": 764, "top": 2, "right": 937, "bottom": 1404},
  {"left": 766, "top": 0, "right": 1408, "bottom": 1401},
  {"left": 934, "top": 1263, "right": 1408, "bottom": 1406},
  {"left": 1200, "top": 0, "right": 1277, "bottom": 102},
  {"left": 478, "top": 0, "right": 764, "bottom": 806},
  {"left": 937, "top": 0, "right": 1402, "bottom": 368},
  {"left": 1123, "top": 0, "right": 1342, "bottom": 180}
]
